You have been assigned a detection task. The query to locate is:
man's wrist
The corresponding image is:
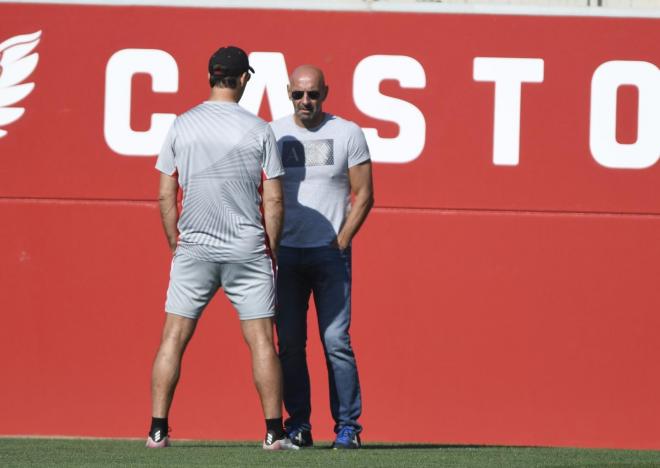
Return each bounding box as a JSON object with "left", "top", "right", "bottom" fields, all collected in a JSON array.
[{"left": 337, "top": 235, "right": 350, "bottom": 250}]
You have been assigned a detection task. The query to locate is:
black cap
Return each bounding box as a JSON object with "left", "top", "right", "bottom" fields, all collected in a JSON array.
[{"left": 208, "top": 46, "right": 255, "bottom": 78}]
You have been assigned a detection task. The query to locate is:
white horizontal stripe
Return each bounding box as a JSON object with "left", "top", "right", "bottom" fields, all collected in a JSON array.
[{"left": 1, "top": 0, "right": 660, "bottom": 19}]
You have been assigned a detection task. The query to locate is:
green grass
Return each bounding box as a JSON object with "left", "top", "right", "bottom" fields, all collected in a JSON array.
[{"left": 2, "top": 438, "right": 660, "bottom": 467}]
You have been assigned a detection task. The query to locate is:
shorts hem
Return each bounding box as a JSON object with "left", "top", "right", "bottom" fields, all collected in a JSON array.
[
  {"left": 165, "top": 308, "right": 201, "bottom": 320},
  {"left": 238, "top": 310, "right": 275, "bottom": 321}
]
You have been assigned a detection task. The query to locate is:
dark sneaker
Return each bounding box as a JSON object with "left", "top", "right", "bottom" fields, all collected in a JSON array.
[
  {"left": 262, "top": 430, "right": 299, "bottom": 451},
  {"left": 146, "top": 427, "right": 170, "bottom": 448},
  {"left": 288, "top": 427, "right": 314, "bottom": 448},
  {"left": 332, "top": 426, "right": 361, "bottom": 449}
]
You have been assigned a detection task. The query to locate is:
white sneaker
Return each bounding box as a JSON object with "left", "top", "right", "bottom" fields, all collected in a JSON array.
[
  {"left": 146, "top": 435, "right": 170, "bottom": 448},
  {"left": 262, "top": 431, "right": 300, "bottom": 451}
]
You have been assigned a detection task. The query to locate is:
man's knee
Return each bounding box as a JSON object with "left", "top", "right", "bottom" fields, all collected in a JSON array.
[
  {"left": 322, "top": 328, "right": 351, "bottom": 356},
  {"left": 241, "top": 317, "right": 276, "bottom": 351},
  {"left": 278, "top": 340, "right": 307, "bottom": 360},
  {"left": 159, "top": 314, "right": 197, "bottom": 351},
  {"left": 277, "top": 326, "right": 308, "bottom": 355}
]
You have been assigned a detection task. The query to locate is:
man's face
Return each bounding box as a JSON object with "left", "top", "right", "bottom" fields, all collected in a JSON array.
[{"left": 288, "top": 73, "right": 327, "bottom": 126}]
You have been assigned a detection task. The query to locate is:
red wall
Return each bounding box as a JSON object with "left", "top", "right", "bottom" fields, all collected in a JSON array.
[{"left": 2, "top": 4, "right": 660, "bottom": 448}]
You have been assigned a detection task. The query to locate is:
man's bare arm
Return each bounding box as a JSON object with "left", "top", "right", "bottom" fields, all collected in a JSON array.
[
  {"left": 262, "top": 177, "right": 284, "bottom": 258},
  {"left": 158, "top": 172, "right": 179, "bottom": 254},
  {"left": 336, "top": 161, "right": 374, "bottom": 251}
]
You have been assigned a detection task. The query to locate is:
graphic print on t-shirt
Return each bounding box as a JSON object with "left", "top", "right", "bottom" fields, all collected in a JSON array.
[{"left": 281, "top": 139, "right": 334, "bottom": 167}]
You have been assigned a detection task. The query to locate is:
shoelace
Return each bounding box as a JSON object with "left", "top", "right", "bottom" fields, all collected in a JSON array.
[
  {"left": 336, "top": 426, "right": 355, "bottom": 443},
  {"left": 289, "top": 428, "right": 306, "bottom": 438}
]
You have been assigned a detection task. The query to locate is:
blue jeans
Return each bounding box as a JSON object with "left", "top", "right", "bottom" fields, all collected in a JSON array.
[{"left": 275, "top": 245, "right": 362, "bottom": 434}]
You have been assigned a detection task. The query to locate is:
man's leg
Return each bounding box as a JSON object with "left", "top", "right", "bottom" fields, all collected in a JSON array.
[
  {"left": 149, "top": 313, "right": 197, "bottom": 447},
  {"left": 275, "top": 247, "right": 314, "bottom": 434},
  {"left": 152, "top": 313, "right": 197, "bottom": 416},
  {"left": 241, "top": 317, "right": 298, "bottom": 450},
  {"left": 220, "top": 255, "right": 297, "bottom": 450},
  {"left": 240, "top": 317, "right": 283, "bottom": 418},
  {"left": 312, "top": 246, "right": 362, "bottom": 442},
  {"left": 152, "top": 253, "right": 219, "bottom": 420}
]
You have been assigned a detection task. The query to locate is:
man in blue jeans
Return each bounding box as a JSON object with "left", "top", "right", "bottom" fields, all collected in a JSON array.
[{"left": 270, "top": 65, "right": 374, "bottom": 449}]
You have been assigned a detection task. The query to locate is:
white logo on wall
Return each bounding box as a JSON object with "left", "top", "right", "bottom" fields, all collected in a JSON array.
[{"left": 0, "top": 31, "right": 42, "bottom": 139}]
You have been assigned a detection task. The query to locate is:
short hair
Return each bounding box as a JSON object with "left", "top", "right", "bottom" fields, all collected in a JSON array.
[{"left": 209, "top": 75, "right": 239, "bottom": 89}]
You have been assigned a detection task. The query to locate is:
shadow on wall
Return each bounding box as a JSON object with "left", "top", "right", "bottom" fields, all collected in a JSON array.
[{"left": 277, "top": 134, "right": 337, "bottom": 246}]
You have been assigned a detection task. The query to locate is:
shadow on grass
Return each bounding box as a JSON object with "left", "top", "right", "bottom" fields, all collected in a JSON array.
[
  {"left": 361, "top": 444, "right": 539, "bottom": 450},
  {"left": 170, "top": 443, "right": 253, "bottom": 448},
  {"left": 171, "top": 443, "right": 540, "bottom": 450}
]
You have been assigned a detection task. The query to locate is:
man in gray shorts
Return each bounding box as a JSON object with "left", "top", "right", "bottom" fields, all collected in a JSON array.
[{"left": 147, "top": 45, "right": 296, "bottom": 451}]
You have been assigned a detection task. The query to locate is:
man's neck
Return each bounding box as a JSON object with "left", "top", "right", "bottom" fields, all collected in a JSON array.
[
  {"left": 208, "top": 88, "right": 239, "bottom": 103},
  {"left": 294, "top": 112, "right": 326, "bottom": 130}
]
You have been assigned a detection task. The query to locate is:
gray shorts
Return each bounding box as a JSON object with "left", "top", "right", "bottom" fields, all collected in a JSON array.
[{"left": 164, "top": 252, "right": 276, "bottom": 320}]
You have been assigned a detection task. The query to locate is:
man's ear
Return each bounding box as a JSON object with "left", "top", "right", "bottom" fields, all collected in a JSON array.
[
  {"left": 287, "top": 84, "right": 292, "bottom": 100},
  {"left": 322, "top": 85, "right": 329, "bottom": 102}
]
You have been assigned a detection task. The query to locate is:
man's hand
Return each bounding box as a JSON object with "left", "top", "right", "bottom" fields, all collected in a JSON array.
[
  {"left": 158, "top": 172, "right": 180, "bottom": 254},
  {"left": 331, "top": 237, "right": 350, "bottom": 252},
  {"left": 262, "top": 177, "right": 284, "bottom": 258},
  {"left": 334, "top": 161, "right": 374, "bottom": 250}
]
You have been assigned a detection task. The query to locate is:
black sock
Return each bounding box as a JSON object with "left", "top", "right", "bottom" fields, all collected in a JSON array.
[
  {"left": 265, "top": 418, "right": 285, "bottom": 439},
  {"left": 149, "top": 417, "right": 169, "bottom": 442}
]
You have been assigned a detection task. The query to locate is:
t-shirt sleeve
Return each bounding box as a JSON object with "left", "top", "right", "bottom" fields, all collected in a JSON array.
[
  {"left": 347, "top": 123, "right": 371, "bottom": 168},
  {"left": 155, "top": 122, "right": 177, "bottom": 175},
  {"left": 262, "top": 124, "right": 285, "bottom": 179}
]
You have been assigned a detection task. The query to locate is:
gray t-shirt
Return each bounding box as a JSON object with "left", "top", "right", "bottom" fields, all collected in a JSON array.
[
  {"left": 156, "top": 101, "right": 284, "bottom": 262},
  {"left": 269, "top": 113, "right": 370, "bottom": 248}
]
